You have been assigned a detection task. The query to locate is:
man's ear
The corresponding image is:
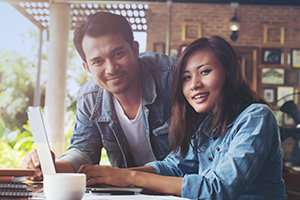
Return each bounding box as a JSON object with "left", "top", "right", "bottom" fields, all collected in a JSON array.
[
  {"left": 132, "top": 41, "right": 139, "bottom": 58},
  {"left": 82, "top": 62, "right": 91, "bottom": 73}
]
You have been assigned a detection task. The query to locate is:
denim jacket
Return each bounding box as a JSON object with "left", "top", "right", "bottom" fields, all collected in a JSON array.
[
  {"left": 58, "top": 52, "right": 178, "bottom": 172},
  {"left": 146, "top": 104, "right": 286, "bottom": 200}
]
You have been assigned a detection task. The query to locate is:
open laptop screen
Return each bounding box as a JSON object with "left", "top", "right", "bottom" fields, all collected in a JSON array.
[{"left": 28, "top": 107, "right": 56, "bottom": 175}]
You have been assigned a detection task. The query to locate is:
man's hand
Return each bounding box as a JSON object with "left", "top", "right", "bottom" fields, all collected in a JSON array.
[{"left": 21, "top": 148, "right": 55, "bottom": 181}]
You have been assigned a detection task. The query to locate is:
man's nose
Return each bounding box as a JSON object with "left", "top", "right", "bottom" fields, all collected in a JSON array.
[{"left": 105, "top": 59, "right": 118, "bottom": 74}]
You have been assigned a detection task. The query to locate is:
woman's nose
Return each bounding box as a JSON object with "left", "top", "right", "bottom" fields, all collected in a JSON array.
[{"left": 191, "top": 77, "right": 203, "bottom": 91}]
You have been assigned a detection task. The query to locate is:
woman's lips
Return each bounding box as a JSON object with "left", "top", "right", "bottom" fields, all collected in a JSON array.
[{"left": 193, "top": 93, "right": 209, "bottom": 99}]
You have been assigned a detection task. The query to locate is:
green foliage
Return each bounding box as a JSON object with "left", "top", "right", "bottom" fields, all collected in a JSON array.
[
  {"left": 0, "top": 121, "right": 33, "bottom": 168},
  {"left": 0, "top": 49, "right": 45, "bottom": 130},
  {"left": 0, "top": 26, "right": 109, "bottom": 169},
  {"left": 0, "top": 143, "right": 25, "bottom": 168}
]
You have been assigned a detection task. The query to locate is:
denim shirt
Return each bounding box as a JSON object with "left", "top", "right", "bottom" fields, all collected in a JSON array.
[
  {"left": 58, "top": 52, "right": 178, "bottom": 172},
  {"left": 146, "top": 104, "right": 287, "bottom": 200}
]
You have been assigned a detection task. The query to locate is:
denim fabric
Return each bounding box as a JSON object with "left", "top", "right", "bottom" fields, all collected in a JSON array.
[
  {"left": 58, "top": 52, "right": 177, "bottom": 172},
  {"left": 146, "top": 104, "right": 287, "bottom": 200}
]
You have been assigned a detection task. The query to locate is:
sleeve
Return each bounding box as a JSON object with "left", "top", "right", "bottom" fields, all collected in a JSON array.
[
  {"left": 57, "top": 97, "right": 103, "bottom": 172},
  {"left": 57, "top": 148, "right": 93, "bottom": 172},
  {"left": 181, "top": 105, "right": 282, "bottom": 199},
  {"left": 145, "top": 147, "right": 199, "bottom": 177}
]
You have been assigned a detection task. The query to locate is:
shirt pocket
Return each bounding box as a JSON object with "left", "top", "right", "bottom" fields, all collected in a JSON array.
[
  {"left": 209, "top": 142, "right": 230, "bottom": 167},
  {"left": 215, "top": 142, "right": 229, "bottom": 154},
  {"left": 151, "top": 119, "right": 171, "bottom": 157}
]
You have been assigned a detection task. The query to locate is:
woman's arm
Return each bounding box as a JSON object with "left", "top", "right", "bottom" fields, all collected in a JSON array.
[{"left": 78, "top": 165, "right": 183, "bottom": 196}]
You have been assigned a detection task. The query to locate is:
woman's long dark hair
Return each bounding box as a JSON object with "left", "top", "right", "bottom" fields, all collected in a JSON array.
[{"left": 169, "top": 36, "right": 268, "bottom": 158}]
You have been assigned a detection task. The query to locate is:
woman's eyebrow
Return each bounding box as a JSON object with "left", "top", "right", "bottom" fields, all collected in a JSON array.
[
  {"left": 182, "top": 63, "right": 207, "bottom": 73},
  {"left": 181, "top": 70, "right": 189, "bottom": 75},
  {"left": 197, "top": 63, "right": 209, "bottom": 69}
]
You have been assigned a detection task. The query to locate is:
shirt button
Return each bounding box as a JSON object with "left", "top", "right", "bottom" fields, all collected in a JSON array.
[
  {"left": 208, "top": 157, "right": 213, "bottom": 161},
  {"left": 216, "top": 147, "right": 220, "bottom": 151}
]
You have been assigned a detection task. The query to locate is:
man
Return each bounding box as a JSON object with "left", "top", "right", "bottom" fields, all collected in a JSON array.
[{"left": 21, "top": 12, "right": 177, "bottom": 179}]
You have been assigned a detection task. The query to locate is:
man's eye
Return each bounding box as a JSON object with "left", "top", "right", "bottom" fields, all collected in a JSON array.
[
  {"left": 115, "top": 51, "right": 125, "bottom": 58},
  {"left": 91, "top": 60, "right": 103, "bottom": 66}
]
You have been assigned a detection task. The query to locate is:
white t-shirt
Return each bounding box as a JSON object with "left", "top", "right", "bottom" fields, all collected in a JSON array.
[{"left": 113, "top": 96, "right": 156, "bottom": 166}]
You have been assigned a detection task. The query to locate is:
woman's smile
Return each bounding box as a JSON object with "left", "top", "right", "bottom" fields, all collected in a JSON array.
[{"left": 182, "top": 50, "right": 225, "bottom": 114}]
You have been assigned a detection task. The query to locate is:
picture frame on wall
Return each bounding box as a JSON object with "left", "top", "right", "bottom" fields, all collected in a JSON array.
[
  {"left": 263, "top": 24, "right": 285, "bottom": 45},
  {"left": 263, "top": 88, "right": 275, "bottom": 103},
  {"left": 181, "top": 22, "right": 202, "bottom": 42},
  {"left": 261, "top": 48, "right": 281, "bottom": 64},
  {"left": 285, "top": 70, "right": 299, "bottom": 85},
  {"left": 291, "top": 48, "right": 300, "bottom": 69},
  {"left": 261, "top": 68, "right": 284, "bottom": 85}
]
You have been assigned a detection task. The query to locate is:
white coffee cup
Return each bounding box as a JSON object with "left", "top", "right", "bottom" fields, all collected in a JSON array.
[{"left": 43, "top": 173, "right": 86, "bottom": 200}]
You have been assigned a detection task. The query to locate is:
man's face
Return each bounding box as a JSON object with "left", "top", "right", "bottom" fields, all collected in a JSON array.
[{"left": 82, "top": 34, "right": 139, "bottom": 95}]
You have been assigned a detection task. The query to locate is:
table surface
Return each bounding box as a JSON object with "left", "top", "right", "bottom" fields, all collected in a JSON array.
[
  {"left": 30, "top": 192, "right": 189, "bottom": 200},
  {"left": 28, "top": 172, "right": 300, "bottom": 200},
  {"left": 26, "top": 182, "right": 189, "bottom": 200}
]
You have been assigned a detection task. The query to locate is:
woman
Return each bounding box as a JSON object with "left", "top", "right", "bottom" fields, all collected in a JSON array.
[{"left": 79, "top": 36, "right": 286, "bottom": 200}]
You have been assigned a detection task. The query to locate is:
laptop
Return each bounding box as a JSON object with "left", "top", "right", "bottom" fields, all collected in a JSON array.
[{"left": 28, "top": 107, "right": 143, "bottom": 194}]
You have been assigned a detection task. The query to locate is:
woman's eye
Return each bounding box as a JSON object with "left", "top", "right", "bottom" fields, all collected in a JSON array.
[
  {"left": 182, "top": 76, "right": 190, "bottom": 82},
  {"left": 200, "top": 69, "right": 212, "bottom": 75}
]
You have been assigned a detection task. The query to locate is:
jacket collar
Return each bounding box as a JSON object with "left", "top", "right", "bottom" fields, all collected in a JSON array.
[{"left": 138, "top": 58, "right": 156, "bottom": 105}]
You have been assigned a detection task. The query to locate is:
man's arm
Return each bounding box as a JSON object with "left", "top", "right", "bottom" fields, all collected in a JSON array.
[{"left": 55, "top": 160, "right": 74, "bottom": 173}]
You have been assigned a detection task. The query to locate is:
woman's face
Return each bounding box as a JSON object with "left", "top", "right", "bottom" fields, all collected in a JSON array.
[{"left": 181, "top": 50, "right": 226, "bottom": 114}]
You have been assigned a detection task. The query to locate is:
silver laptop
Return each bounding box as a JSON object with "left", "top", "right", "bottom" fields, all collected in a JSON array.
[{"left": 28, "top": 107, "right": 143, "bottom": 194}]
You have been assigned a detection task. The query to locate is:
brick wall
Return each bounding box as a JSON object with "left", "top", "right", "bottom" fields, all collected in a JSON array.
[
  {"left": 145, "top": 2, "right": 300, "bottom": 161},
  {"left": 146, "top": 3, "right": 300, "bottom": 51}
]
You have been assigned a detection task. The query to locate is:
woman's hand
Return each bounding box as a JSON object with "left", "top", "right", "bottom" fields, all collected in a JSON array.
[
  {"left": 78, "top": 165, "right": 134, "bottom": 187},
  {"left": 78, "top": 165, "right": 183, "bottom": 197}
]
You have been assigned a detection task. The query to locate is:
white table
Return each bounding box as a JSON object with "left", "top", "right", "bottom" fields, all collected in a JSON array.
[{"left": 30, "top": 191, "right": 190, "bottom": 200}]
